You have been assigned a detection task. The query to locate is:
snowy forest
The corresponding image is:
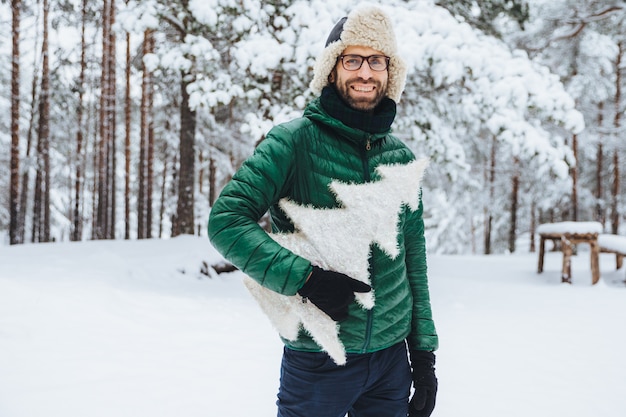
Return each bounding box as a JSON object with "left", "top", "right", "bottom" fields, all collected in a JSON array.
[{"left": 1, "top": 0, "right": 624, "bottom": 254}]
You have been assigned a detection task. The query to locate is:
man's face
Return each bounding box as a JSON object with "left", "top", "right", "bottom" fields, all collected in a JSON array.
[{"left": 330, "top": 45, "right": 389, "bottom": 112}]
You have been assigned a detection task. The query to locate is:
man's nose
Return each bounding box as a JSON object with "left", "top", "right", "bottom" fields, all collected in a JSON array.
[{"left": 357, "top": 61, "right": 373, "bottom": 80}]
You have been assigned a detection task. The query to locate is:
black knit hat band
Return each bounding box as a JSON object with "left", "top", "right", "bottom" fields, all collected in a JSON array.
[{"left": 325, "top": 17, "right": 347, "bottom": 47}]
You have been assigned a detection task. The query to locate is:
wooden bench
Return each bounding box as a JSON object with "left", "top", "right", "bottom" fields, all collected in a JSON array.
[
  {"left": 598, "top": 234, "right": 626, "bottom": 277},
  {"left": 537, "top": 222, "right": 603, "bottom": 284}
]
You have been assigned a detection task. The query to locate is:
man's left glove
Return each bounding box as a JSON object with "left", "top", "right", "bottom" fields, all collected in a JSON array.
[
  {"left": 409, "top": 350, "right": 437, "bottom": 417},
  {"left": 297, "top": 266, "right": 371, "bottom": 321}
]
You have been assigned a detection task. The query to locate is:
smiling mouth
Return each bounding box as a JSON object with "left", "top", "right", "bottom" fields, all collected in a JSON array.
[{"left": 352, "top": 85, "right": 375, "bottom": 93}]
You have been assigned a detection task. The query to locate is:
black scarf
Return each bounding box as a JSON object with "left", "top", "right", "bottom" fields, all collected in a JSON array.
[{"left": 320, "top": 86, "right": 396, "bottom": 134}]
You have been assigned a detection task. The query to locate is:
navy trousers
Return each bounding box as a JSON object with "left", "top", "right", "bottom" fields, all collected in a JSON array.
[{"left": 276, "top": 341, "right": 412, "bottom": 417}]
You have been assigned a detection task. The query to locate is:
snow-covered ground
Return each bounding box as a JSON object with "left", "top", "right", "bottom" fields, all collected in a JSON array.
[{"left": 1, "top": 236, "right": 624, "bottom": 417}]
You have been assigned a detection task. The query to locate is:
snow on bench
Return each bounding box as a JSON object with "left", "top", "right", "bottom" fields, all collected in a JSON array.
[
  {"left": 598, "top": 234, "right": 626, "bottom": 271},
  {"left": 536, "top": 221, "right": 603, "bottom": 236},
  {"left": 598, "top": 234, "right": 626, "bottom": 254}
]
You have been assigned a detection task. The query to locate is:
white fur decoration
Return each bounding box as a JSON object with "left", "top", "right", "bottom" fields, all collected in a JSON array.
[{"left": 244, "top": 158, "right": 429, "bottom": 365}]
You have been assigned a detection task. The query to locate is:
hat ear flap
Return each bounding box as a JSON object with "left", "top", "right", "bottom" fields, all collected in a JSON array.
[
  {"left": 310, "top": 41, "right": 345, "bottom": 96},
  {"left": 387, "top": 55, "right": 407, "bottom": 103}
]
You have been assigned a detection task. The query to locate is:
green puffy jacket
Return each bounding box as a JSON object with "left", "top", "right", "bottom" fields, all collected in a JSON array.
[{"left": 208, "top": 97, "right": 438, "bottom": 354}]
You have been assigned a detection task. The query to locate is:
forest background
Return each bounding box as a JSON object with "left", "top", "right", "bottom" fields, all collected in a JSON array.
[{"left": 1, "top": 0, "right": 624, "bottom": 254}]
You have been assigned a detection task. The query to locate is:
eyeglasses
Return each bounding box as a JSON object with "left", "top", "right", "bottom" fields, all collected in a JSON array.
[{"left": 338, "top": 54, "right": 390, "bottom": 72}]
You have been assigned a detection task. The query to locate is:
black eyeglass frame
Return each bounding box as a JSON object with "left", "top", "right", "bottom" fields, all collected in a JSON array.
[{"left": 337, "top": 54, "right": 391, "bottom": 72}]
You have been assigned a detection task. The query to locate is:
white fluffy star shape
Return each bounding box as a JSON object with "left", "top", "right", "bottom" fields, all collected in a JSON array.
[{"left": 244, "top": 158, "right": 429, "bottom": 365}]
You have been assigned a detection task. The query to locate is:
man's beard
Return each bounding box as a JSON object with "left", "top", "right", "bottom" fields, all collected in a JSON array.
[{"left": 335, "top": 78, "right": 387, "bottom": 112}]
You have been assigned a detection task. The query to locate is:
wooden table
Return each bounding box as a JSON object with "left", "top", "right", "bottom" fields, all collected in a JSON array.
[{"left": 537, "top": 222, "right": 603, "bottom": 285}]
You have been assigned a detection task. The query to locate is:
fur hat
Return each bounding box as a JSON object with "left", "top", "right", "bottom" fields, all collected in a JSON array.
[{"left": 309, "top": 6, "right": 408, "bottom": 103}]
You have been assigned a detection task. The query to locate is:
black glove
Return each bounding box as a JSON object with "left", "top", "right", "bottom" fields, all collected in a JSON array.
[
  {"left": 409, "top": 350, "right": 437, "bottom": 417},
  {"left": 297, "top": 266, "right": 371, "bottom": 321}
]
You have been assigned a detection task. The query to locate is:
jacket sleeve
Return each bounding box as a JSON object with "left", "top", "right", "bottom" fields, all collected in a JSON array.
[
  {"left": 207, "top": 125, "right": 312, "bottom": 295},
  {"left": 404, "top": 196, "right": 439, "bottom": 352}
]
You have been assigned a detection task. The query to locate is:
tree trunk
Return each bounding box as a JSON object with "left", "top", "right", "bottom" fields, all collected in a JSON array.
[
  {"left": 611, "top": 150, "right": 620, "bottom": 234},
  {"left": 124, "top": 29, "right": 131, "bottom": 240},
  {"left": 595, "top": 103, "right": 605, "bottom": 225},
  {"left": 72, "top": 0, "right": 88, "bottom": 242},
  {"left": 108, "top": 0, "right": 117, "bottom": 239},
  {"left": 529, "top": 200, "right": 536, "bottom": 253},
  {"left": 508, "top": 158, "right": 520, "bottom": 253},
  {"left": 147, "top": 111, "right": 155, "bottom": 239},
  {"left": 158, "top": 143, "right": 169, "bottom": 239},
  {"left": 138, "top": 29, "right": 154, "bottom": 239},
  {"left": 198, "top": 151, "right": 204, "bottom": 199},
  {"left": 146, "top": 35, "right": 155, "bottom": 239},
  {"left": 571, "top": 134, "right": 578, "bottom": 221},
  {"left": 484, "top": 135, "right": 496, "bottom": 255},
  {"left": 10, "top": 0, "right": 22, "bottom": 245},
  {"left": 168, "top": 152, "right": 179, "bottom": 235},
  {"left": 95, "top": 0, "right": 110, "bottom": 240},
  {"left": 18, "top": 61, "right": 39, "bottom": 244},
  {"left": 174, "top": 71, "right": 196, "bottom": 236},
  {"left": 209, "top": 155, "right": 216, "bottom": 206},
  {"left": 610, "top": 41, "right": 622, "bottom": 235},
  {"left": 91, "top": 118, "right": 99, "bottom": 240},
  {"left": 137, "top": 61, "right": 146, "bottom": 240},
  {"left": 96, "top": 0, "right": 117, "bottom": 239},
  {"left": 33, "top": 0, "right": 51, "bottom": 243}
]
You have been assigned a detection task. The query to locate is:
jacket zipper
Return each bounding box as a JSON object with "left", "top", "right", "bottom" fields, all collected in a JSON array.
[
  {"left": 361, "top": 135, "right": 372, "bottom": 181},
  {"left": 361, "top": 134, "right": 373, "bottom": 352}
]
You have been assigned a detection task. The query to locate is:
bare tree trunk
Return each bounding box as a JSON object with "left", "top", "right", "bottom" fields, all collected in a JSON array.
[
  {"left": 158, "top": 143, "right": 169, "bottom": 238},
  {"left": 96, "top": 0, "right": 117, "bottom": 239},
  {"left": 209, "top": 155, "right": 216, "bottom": 206},
  {"left": 137, "top": 60, "right": 146, "bottom": 240},
  {"left": 484, "top": 135, "right": 496, "bottom": 255},
  {"left": 174, "top": 71, "right": 196, "bottom": 236},
  {"left": 611, "top": 150, "right": 620, "bottom": 234},
  {"left": 610, "top": 41, "right": 623, "bottom": 235},
  {"left": 571, "top": 134, "right": 578, "bottom": 221},
  {"left": 33, "top": 0, "right": 51, "bottom": 243},
  {"left": 595, "top": 103, "right": 605, "bottom": 225},
  {"left": 146, "top": 32, "right": 155, "bottom": 238},
  {"left": 529, "top": 200, "right": 536, "bottom": 253},
  {"left": 508, "top": 157, "right": 520, "bottom": 253},
  {"left": 91, "top": 114, "right": 99, "bottom": 240},
  {"left": 124, "top": 29, "right": 131, "bottom": 240},
  {"left": 72, "top": 0, "right": 88, "bottom": 242},
  {"left": 138, "top": 29, "right": 154, "bottom": 239},
  {"left": 10, "top": 0, "right": 22, "bottom": 245},
  {"left": 198, "top": 151, "right": 204, "bottom": 199},
  {"left": 147, "top": 102, "right": 154, "bottom": 239},
  {"left": 18, "top": 58, "right": 39, "bottom": 243},
  {"left": 170, "top": 152, "right": 179, "bottom": 233},
  {"left": 96, "top": 0, "right": 111, "bottom": 240},
  {"left": 108, "top": 0, "right": 117, "bottom": 239}
]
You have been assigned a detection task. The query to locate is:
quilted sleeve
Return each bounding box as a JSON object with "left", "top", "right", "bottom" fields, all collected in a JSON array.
[
  {"left": 207, "top": 125, "right": 312, "bottom": 295},
  {"left": 404, "top": 196, "right": 439, "bottom": 352}
]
